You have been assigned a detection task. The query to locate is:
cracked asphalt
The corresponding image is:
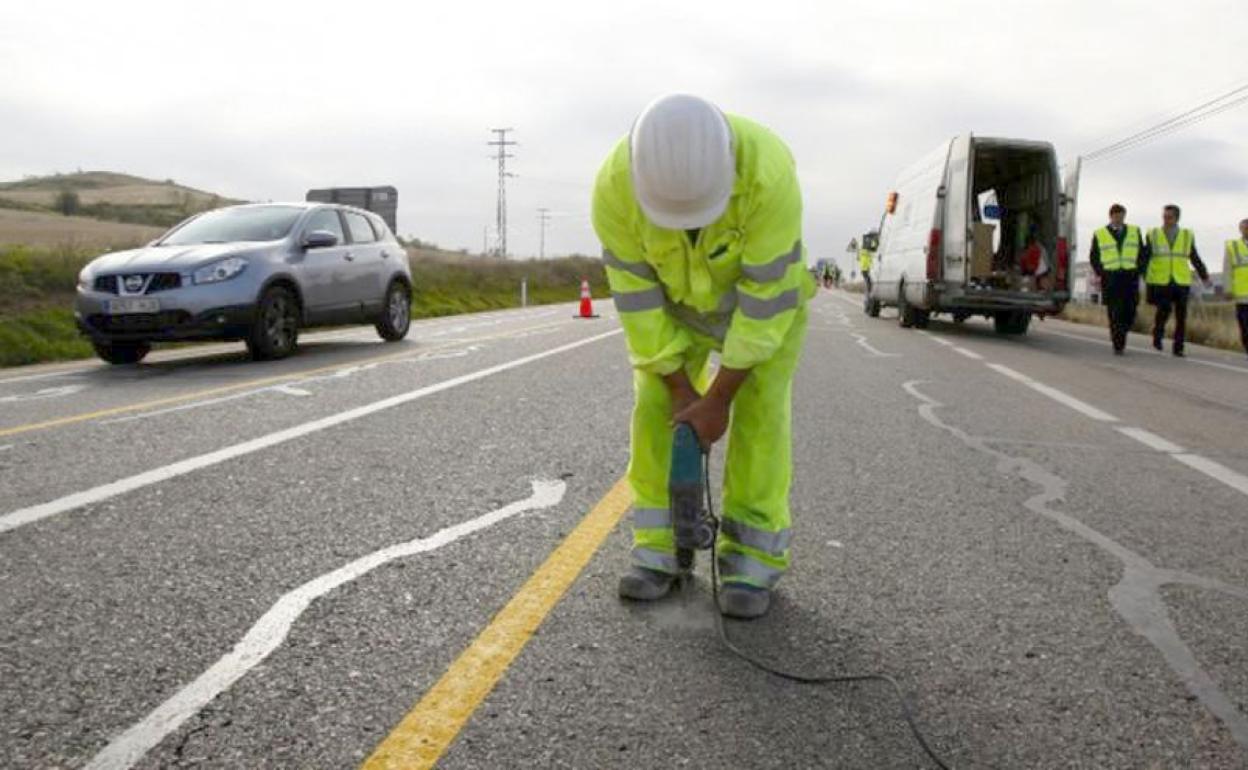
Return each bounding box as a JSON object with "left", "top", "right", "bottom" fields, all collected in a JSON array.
[{"left": 2, "top": 292, "right": 1246, "bottom": 768}]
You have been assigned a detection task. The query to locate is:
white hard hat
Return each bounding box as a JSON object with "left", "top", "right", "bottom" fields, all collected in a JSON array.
[{"left": 629, "top": 94, "right": 735, "bottom": 230}]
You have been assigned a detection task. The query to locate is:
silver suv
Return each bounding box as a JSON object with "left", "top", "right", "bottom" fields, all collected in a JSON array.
[{"left": 74, "top": 202, "right": 413, "bottom": 363}]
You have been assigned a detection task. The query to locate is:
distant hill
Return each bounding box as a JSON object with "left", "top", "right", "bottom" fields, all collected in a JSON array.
[{"left": 0, "top": 171, "right": 245, "bottom": 231}]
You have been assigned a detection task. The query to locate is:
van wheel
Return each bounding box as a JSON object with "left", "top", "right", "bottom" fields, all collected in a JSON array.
[
  {"left": 376, "top": 280, "right": 411, "bottom": 342},
  {"left": 93, "top": 340, "right": 150, "bottom": 365},
  {"left": 914, "top": 310, "right": 931, "bottom": 329},
  {"left": 993, "top": 310, "right": 1032, "bottom": 335},
  {"left": 247, "top": 285, "right": 300, "bottom": 360},
  {"left": 897, "top": 285, "right": 918, "bottom": 328}
]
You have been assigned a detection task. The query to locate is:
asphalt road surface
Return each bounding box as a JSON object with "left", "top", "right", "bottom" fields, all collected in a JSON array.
[{"left": 2, "top": 291, "right": 1247, "bottom": 769}]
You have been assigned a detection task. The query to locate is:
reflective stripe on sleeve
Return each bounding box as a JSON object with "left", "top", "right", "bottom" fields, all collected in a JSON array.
[
  {"left": 737, "top": 287, "right": 800, "bottom": 320},
  {"left": 740, "top": 240, "right": 802, "bottom": 283},
  {"left": 613, "top": 285, "right": 666, "bottom": 313},
  {"left": 603, "top": 249, "right": 659, "bottom": 282}
]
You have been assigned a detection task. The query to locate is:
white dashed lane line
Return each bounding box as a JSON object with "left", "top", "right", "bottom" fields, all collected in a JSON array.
[
  {"left": 984, "top": 363, "right": 1120, "bottom": 423},
  {"left": 0, "top": 330, "right": 622, "bottom": 536},
  {"left": 915, "top": 332, "right": 1248, "bottom": 501}
]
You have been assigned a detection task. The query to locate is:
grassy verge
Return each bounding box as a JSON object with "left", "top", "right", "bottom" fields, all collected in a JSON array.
[
  {"left": 408, "top": 250, "right": 608, "bottom": 318},
  {"left": 0, "top": 306, "right": 93, "bottom": 367},
  {"left": 1, "top": 245, "right": 610, "bottom": 368},
  {"left": 1059, "top": 299, "right": 1244, "bottom": 353}
]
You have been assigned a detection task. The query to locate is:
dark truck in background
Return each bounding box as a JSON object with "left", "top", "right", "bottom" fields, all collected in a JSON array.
[{"left": 306, "top": 186, "right": 398, "bottom": 235}]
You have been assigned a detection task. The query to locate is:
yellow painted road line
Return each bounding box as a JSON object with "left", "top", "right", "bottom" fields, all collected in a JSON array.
[
  {"left": 0, "top": 321, "right": 569, "bottom": 439},
  {"left": 362, "top": 477, "right": 633, "bottom": 770}
]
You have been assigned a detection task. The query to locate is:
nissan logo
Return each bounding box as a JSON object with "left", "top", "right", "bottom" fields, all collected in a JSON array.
[{"left": 123, "top": 275, "right": 145, "bottom": 293}]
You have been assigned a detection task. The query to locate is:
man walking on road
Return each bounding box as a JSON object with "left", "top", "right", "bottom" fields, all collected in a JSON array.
[
  {"left": 1090, "top": 203, "right": 1145, "bottom": 355},
  {"left": 592, "top": 94, "right": 813, "bottom": 619},
  {"left": 1144, "top": 204, "right": 1210, "bottom": 357},
  {"left": 1226, "top": 218, "right": 1248, "bottom": 358},
  {"left": 858, "top": 243, "right": 874, "bottom": 295}
]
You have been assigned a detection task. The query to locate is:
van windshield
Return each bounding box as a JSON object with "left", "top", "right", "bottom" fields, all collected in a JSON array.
[{"left": 160, "top": 206, "right": 304, "bottom": 246}]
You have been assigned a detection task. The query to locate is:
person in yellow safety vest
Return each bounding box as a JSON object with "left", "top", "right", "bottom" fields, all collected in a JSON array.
[
  {"left": 592, "top": 94, "right": 815, "bottom": 620},
  {"left": 1225, "top": 218, "right": 1248, "bottom": 358},
  {"left": 858, "top": 246, "right": 874, "bottom": 293},
  {"left": 1143, "top": 204, "right": 1210, "bottom": 357},
  {"left": 1090, "top": 203, "right": 1146, "bottom": 355}
]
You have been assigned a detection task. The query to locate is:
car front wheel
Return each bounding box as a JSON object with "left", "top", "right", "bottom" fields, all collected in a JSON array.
[
  {"left": 246, "top": 285, "right": 299, "bottom": 360},
  {"left": 93, "top": 340, "right": 150, "bottom": 365},
  {"left": 376, "top": 281, "right": 411, "bottom": 342}
]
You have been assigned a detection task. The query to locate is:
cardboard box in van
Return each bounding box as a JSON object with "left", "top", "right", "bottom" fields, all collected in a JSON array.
[{"left": 971, "top": 222, "right": 995, "bottom": 278}]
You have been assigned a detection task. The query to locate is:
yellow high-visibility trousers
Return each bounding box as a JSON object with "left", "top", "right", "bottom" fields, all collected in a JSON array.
[{"left": 628, "top": 306, "right": 808, "bottom": 587}]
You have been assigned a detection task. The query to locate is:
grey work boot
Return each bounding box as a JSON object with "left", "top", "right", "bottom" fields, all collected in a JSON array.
[
  {"left": 618, "top": 566, "right": 679, "bottom": 601},
  {"left": 718, "top": 583, "right": 772, "bottom": 619}
]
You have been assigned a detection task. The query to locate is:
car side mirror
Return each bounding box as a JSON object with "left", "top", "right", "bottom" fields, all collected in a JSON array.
[{"left": 303, "top": 230, "right": 339, "bottom": 249}]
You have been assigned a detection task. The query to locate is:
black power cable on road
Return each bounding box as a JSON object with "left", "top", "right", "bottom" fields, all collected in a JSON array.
[{"left": 697, "top": 452, "right": 955, "bottom": 770}]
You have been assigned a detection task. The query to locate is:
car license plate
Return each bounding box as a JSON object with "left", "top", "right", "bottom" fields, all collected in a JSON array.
[{"left": 107, "top": 298, "right": 160, "bottom": 314}]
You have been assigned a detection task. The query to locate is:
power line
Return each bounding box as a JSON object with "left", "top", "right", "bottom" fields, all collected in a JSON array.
[
  {"left": 488, "top": 128, "right": 517, "bottom": 257},
  {"left": 1087, "top": 94, "right": 1248, "bottom": 164},
  {"left": 1084, "top": 80, "right": 1248, "bottom": 164}
]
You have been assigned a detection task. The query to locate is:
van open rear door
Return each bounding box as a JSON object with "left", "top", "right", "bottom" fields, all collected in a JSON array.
[
  {"left": 943, "top": 135, "right": 971, "bottom": 284},
  {"left": 1057, "top": 157, "right": 1081, "bottom": 293}
]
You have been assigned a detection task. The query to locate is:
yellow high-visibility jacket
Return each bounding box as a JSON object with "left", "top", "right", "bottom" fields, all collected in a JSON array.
[
  {"left": 592, "top": 114, "right": 813, "bottom": 374},
  {"left": 858, "top": 248, "right": 873, "bottom": 273}
]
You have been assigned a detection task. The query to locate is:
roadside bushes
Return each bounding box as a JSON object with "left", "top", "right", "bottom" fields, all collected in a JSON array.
[{"left": 1060, "top": 300, "right": 1242, "bottom": 352}]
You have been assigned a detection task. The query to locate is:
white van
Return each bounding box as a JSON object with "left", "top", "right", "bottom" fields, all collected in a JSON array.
[{"left": 865, "top": 135, "right": 1080, "bottom": 335}]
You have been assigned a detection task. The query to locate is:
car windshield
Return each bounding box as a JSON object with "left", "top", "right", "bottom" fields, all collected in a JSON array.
[{"left": 159, "top": 206, "right": 304, "bottom": 246}]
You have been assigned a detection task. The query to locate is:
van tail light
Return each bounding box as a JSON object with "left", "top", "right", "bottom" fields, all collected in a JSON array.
[
  {"left": 926, "top": 228, "right": 942, "bottom": 281},
  {"left": 1056, "top": 237, "right": 1070, "bottom": 289}
]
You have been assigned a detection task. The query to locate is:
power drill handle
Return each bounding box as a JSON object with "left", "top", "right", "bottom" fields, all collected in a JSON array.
[{"left": 670, "top": 422, "right": 715, "bottom": 554}]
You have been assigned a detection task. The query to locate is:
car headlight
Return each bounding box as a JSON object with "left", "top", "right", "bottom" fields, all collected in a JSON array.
[
  {"left": 193, "top": 257, "right": 248, "bottom": 285},
  {"left": 77, "top": 270, "right": 92, "bottom": 291}
]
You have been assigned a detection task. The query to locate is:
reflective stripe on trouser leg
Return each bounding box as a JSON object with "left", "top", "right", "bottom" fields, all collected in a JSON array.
[
  {"left": 629, "top": 347, "right": 713, "bottom": 573},
  {"left": 718, "top": 304, "right": 808, "bottom": 587}
]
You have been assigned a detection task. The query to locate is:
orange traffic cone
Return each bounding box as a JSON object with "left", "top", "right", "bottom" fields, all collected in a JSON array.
[{"left": 575, "top": 278, "right": 599, "bottom": 319}]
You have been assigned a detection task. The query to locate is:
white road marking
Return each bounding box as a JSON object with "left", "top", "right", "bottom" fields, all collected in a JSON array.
[
  {"left": 1171, "top": 454, "right": 1248, "bottom": 497},
  {"left": 848, "top": 333, "right": 898, "bottom": 358},
  {"left": 0, "top": 307, "right": 566, "bottom": 386},
  {"left": 271, "top": 385, "right": 312, "bottom": 397},
  {"left": 0, "top": 330, "right": 621, "bottom": 535},
  {"left": 84, "top": 480, "right": 567, "bottom": 770},
  {"left": 903, "top": 379, "right": 1248, "bottom": 749},
  {"left": 952, "top": 347, "right": 983, "bottom": 360},
  {"left": 826, "top": 539, "right": 844, "bottom": 548},
  {"left": 0, "top": 384, "right": 89, "bottom": 404},
  {"left": 834, "top": 292, "right": 864, "bottom": 309},
  {"left": 99, "top": 345, "right": 489, "bottom": 425},
  {"left": 0, "top": 444, "right": 12, "bottom": 452},
  {"left": 1039, "top": 327, "right": 1248, "bottom": 375},
  {"left": 985, "top": 363, "right": 1119, "bottom": 422},
  {"left": 0, "top": 368, "right": 88, "bottom": 386},
  {"left": 1116, "top": 427, "right": 1184, "bottom": 454},
  {"left": 972, "top": 358, "right": 1248, "bottom": 501},
  {"left": 915, "top": 329, "right": 954, "bottom": 346}
]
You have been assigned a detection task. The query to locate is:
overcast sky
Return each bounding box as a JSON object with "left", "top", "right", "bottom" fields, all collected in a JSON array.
[{"left": 2, "top": 0, "right": 1246, "bottom": 271}]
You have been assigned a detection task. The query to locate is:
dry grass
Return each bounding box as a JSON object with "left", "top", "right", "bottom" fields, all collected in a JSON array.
[
  {"left": 0, "top": 209, "right": 163, "bottom": 249},
  {"left": 1059, "top": 300, "right": 1244, "bottom": 352},
  {"left": 0, "top": 185, "right": 225, "bottom": 208}
]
